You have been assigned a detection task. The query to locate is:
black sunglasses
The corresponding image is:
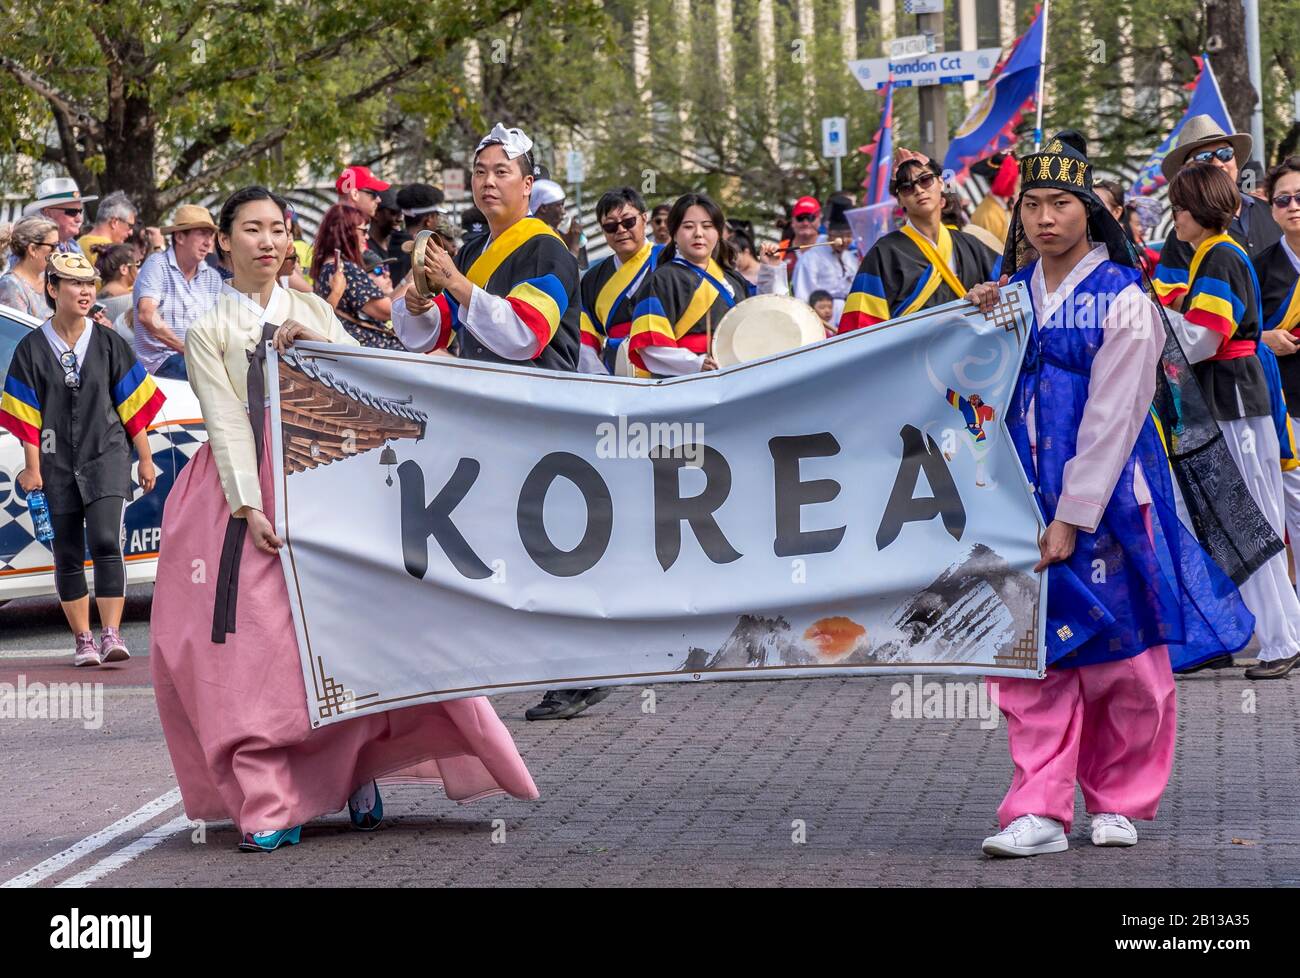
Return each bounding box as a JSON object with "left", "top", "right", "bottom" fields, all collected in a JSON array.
[
  {"left": 1191, "top": 146, "right": 1235, "bottom": 165},
  {"left": 793, "top": 213, "right": 820, "bottom": 223},
  {"left": 600, "top": 216, "right": 639, "bottom": 234},
  {"left": 1272, "top": 193, "right": 1300, "bottom": 210},
  {"left": 896, "top": 172, "right": 939, "bottom": 195},
  {"left": 60, "top": 350, "right": 80, "bottom": 390},
  {"left": 57, "top": 207, "right": 83, "bottom": 217}
]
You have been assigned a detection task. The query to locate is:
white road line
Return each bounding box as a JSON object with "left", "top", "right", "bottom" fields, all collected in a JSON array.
[
  {"left": 0, "top": 789, "right": 182, "bottom": 888},
  {"left": 0, "top": 648, "right": 76, "bottom": 659},
  {"left": 57, "top": 814, "right": 192, "bottom": 888}
]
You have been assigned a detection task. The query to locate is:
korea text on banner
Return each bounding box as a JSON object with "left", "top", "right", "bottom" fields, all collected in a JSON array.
[{"left": 269, "top": 286, "right": 1047, "bottom": 727}]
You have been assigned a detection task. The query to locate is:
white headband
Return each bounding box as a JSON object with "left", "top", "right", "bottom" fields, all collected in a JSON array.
[{"left": 475, "top": 123, "right": 534, "bottom": 162}]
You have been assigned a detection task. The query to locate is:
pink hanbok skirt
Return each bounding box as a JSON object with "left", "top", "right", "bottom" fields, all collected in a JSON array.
[{"left": 149, "top": 432, "right": 538, "bottom": 834}]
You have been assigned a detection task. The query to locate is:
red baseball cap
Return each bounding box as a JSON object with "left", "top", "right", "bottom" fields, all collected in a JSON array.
[
  {"left": 335, "top": 165, "right": 390, "bottom": 195},
  {"left": 792, "top": 196, "right": 821, "bottom": 218}
]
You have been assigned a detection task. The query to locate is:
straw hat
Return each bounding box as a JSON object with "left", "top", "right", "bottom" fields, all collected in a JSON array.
[
  {"left": 1160, "top": 114, "right": 1252, "bottom": 183},
  {"left": 160, "top": 204, "right": 218, "bottom": 234}
]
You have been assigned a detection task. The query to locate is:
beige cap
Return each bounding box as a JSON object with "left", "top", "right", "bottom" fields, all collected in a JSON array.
[{"left": 47, "top": 251, "right": 98, "bottom": 283}]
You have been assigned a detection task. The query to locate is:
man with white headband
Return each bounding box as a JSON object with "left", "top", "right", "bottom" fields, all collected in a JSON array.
[
  {"left": 392, "top": 123, "right": 580, "bottom": 372},
  {"left": 392, "top": 125, "right": 611, "bottom": 720}
]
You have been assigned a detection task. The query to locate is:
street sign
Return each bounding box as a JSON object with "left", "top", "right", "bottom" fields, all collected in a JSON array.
[
  {"left": 903, "top": 0, "right": 945, "bottom": 13},
  {"left": 888, "top": 33, "right": 935, "bottom": 60},
  {"left": 848, "top": 48, "right": 1001, "bottom": 91},
  {"left": 822, "top": 117, "right": 848, "bottom": 158},
  {"left": 566, "top": 149, "right": 586, "bottom": 185},
  {"left": 441, "top": 167, "right": 465, "bottom": 201}
]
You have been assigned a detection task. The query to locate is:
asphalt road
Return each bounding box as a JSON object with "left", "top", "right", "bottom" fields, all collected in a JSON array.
[{"left": 1, "top": 586, "right": 1297, "bottom": 888}]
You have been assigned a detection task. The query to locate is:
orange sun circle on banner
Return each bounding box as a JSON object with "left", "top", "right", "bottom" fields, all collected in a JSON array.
[{"left": 804, "top": 617, "right": 867, "bottom": 663}]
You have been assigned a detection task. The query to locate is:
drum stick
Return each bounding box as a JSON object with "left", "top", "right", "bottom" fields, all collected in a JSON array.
[
  {"left": 706, "top": 308, "right": 713, "bottom": 358},
  {"left": 775, "top": 237, "right": 846, "bottom": 255}
]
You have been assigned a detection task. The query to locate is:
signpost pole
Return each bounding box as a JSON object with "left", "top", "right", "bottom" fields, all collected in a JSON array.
[{"left": 917, "top": 7, "right": 948, "bottom": 164}]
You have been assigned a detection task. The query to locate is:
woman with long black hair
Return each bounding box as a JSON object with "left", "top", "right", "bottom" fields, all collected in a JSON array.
[{"left": 627, "top": 193, "right": 785, "bottom": 378}]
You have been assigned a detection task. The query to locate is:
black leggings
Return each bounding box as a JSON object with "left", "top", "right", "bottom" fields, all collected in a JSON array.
[{"left": 51, "top": 496, "right": 126, "bottom": 602}]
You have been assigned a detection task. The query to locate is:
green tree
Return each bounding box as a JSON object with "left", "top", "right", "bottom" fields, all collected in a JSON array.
[
  {"left": 0, "top": 0, "right": 542, "bottom": 222},
  {"left": 562, "top": 0, "right": 885, "bottom": 225}
]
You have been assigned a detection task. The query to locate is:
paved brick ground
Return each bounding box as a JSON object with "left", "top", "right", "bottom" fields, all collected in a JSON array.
[{"left": 2, "top": 635, "right": 1297, "bottom": 886}]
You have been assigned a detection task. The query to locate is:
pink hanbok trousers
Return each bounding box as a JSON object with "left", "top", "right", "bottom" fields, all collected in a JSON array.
[{"left": 986, "top": 644, "right": 1176, "bottom": 833}]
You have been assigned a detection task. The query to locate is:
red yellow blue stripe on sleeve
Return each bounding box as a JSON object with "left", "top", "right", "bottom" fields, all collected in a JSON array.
[
  {"left": 0, "top": 374, "right": 42, "bottom": 445},
  {"left": 506, "top": 274, "right": 568, "bottom": 358},
  {"left": 838, "top": 272, "right": 891, "bottom": 333},
  {"left": 1153, "top": 264, "right": 1189, "bottom": 306},
  {"left": 1184, "top": 275, "right": 1245, "bottom": 339},
  {"left": 112, "top": 362, "right": 166, "bottom": 438},
  {"left": 579, "top": 309, "right": 602, "bottom": 351},
  {"left": 427, "top": 293, "right": 457, "bottom": 351},
  {"left": 628, "top": 295, "right": 679, "bottom": 371}
]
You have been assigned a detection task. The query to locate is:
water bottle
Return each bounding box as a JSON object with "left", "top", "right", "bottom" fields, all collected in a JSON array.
[{"left": 27, "top": 489, "right": 54, "bottom": 544}]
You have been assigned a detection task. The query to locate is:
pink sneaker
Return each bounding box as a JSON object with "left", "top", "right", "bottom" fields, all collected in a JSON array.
[
  {"left": 99, "top": 626, "right": 130, "bottom": 663},
  {"left": 73, "top": 632, "right": 100, "bottom": 667}
]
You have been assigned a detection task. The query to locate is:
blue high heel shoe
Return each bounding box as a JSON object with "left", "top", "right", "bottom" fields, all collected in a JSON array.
[
  {"left": 238, "top": 825, "right": 303, "bottom": 852},
  {"left": 348, "top": 781, "right": 384, "bottom": 831}
]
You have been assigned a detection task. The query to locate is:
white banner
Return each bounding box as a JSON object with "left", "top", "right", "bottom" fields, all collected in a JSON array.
[{"left": 270, "top": 286, "right": 1046, "bottom": 728}]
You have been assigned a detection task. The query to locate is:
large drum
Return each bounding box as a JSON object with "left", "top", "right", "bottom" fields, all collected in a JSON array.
[
  {"left": 713, "top": 294, "right": 828, "bottom": 367},
  {"left": 613, "top": 339, "right": 637, "bottom": 377}
]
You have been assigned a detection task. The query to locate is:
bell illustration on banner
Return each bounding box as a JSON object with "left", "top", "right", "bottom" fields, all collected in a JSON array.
[{"left": 380, "top": 444, "right": 398, "bottom": 486}]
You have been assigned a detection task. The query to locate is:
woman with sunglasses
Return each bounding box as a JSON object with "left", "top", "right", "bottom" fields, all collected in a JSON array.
[
  {"left": 0, "top": 216, "right": 59, "bottom": 317},
  {"left": 0, "top": 252, "right": 162, "bottom": 667},
  {"left": 1166, "top": 162, "right": 1300, "bottom": 680},
  {"left": 1254, "top": 157, "right": 1300, "bottom": 609},
  {"left": 839, "top": 148, "right": 1000, "bottom": 333},
  {"left": 310, "top": 203, "right": 404, "bottom": 350},
  {"left": 627, "top": 193, "right": 786, "bottom": 378}
]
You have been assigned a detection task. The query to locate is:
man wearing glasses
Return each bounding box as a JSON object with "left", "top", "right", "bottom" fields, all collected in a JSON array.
[
  {"left": 335, "top": 165, "right": 390, "bottom": 220},
  {"left": 12, "top": 177, "right": 97, "bottom": 271},
  {"left": 1154, "top": 115, "right": 1282, "bottom": 308},
  {"left": 577, "top": 186, "right": 662, "bottom": 374},
  {"left": 780, "top": 196, "right": 823, "bottom": 275},
  {"left": 77, "top": 190, "right": 138, "bottom": 265}
]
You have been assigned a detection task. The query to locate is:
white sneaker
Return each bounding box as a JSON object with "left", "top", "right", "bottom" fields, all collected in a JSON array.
[
  {"left": 982, "top": 814, "right": 1068, "bottom": 857},
  {"left": 1090, "top": 813, "right": 1138, "bottom": 847}
]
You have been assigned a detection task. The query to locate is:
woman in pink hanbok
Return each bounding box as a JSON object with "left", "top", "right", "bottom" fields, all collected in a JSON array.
[{"left": 150, "top": 186, "right": 538, "bottom": 852}]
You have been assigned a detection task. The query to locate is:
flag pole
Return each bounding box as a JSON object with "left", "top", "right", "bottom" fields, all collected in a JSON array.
[
  {"left": 1032, "top": 0, "right": 1050, "bottom": 150},
  {"left": 1201, "top": 53, "right": 1235, "bottom": 132}
]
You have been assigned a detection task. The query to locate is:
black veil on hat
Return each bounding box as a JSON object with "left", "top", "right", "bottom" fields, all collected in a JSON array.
[{"left": 1005, "top": 129, "right": 1283, "bottom": 584}]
